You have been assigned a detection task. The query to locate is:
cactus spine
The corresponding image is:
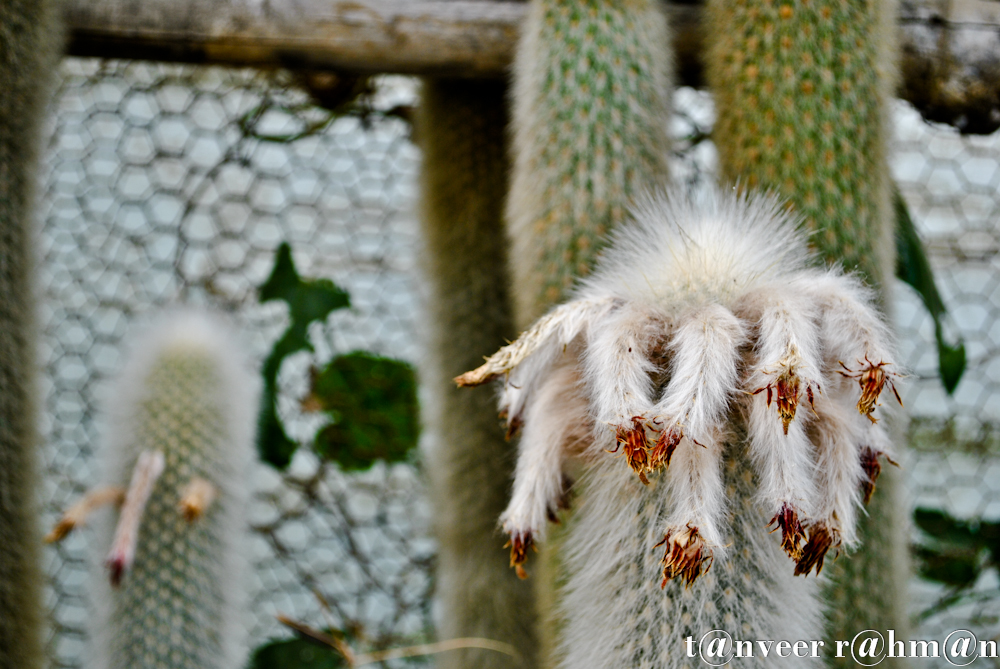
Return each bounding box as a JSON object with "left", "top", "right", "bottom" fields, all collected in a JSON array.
[
  {"left": 705, "top": 0, "right": 908, "bottom": 655},
  {"left": 507, "top": 0, "right": 672, "bottom": 325},
  {"left": 91, "top": 311, "right": 258, "bottom": 669},
  {"left": 417, "top": 80, "right": 537, "bottom": 669},
  {"left": 0, "top": 1, "right": 60, "bottom": 667}
]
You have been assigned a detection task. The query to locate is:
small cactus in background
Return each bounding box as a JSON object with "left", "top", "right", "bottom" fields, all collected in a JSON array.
[
  {"left": 506, "top": 0, "right": 672, "bottom": 325},
  {"left": 706, "top": 0, "right": 909, "bottom": 655},
  {"left": 0, "top": 0, "right": 62, "bottom": 666},
  {"left": 52, "top": 310, "right": 259, "bottom": 669}
]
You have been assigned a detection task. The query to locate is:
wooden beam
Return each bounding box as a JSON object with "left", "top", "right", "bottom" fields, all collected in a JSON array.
[
  {"left": 64, "top": 1, "right": 526, "bottom": 79},
  {"left": 64, "top": 0, "right": 1000, "bottom": 133},
  {"left": 63, "top": 0, "right": 701, "bottom": 83}
]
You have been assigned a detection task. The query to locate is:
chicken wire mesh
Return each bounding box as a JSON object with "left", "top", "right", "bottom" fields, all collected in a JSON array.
[{"left": 34, "top": 58, "right": 1000, "bottom": 667}]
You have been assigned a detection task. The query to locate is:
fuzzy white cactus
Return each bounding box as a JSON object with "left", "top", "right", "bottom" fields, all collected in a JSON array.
[
  {"left": 82, "top": 309, "right": 259, "bottom": 669},
  {"left": 458, "top": 187, "right": 900, "bottom": 588}
]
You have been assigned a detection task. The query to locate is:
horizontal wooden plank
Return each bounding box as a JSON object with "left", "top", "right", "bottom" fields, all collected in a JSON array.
[{"left": 64, "top": 0, "right": 1000, "bottom": 133}]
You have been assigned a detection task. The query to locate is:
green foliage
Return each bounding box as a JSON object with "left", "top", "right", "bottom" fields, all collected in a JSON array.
[
  {"left": 913, "top": 507, "right": 1000, "bottom": 620},
  {"left": 311, "top": 352, "right": 419, "bottom": 471},
  {"left": 257, "top": 243, "right": 419, "bottom": 471},
  {"left": 258, "top": 243, "right": 350, "bottom": 468},
  {"left": 894, "top": 190, "right": 967, "bottom": 394},
  {"left": 249, "top": 637, "right": 345, "bottom": 669}
]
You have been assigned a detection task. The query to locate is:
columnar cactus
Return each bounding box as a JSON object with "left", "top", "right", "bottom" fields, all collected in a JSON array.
[
  {"left": 89, "top": 310, "right": 259, "bottom": 669},
  {"left": 0, "top": 1, "right": 61, "bottom": 667},
  {"left": 417, "top": 80, "right": 537, "bottom": 669},
  {"left": 500, "top": 0, "right": 676, "bottom": 664},
  {"left": 705, "top": 0, "right": 909, "bottom": 654},
  {"left": 506, "top": 0, "right": 672, "bottom": 325}
]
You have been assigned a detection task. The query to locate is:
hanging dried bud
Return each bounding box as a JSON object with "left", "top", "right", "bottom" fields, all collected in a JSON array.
[
  {"left": 859, "top": 446, "right": 882, "bottom": 505},
  {"left": 615, "top": 417, "right": 651, "bottom": 484},
  {"left": 504, "top": 413, "right": 524, "bottom": 441},
  {"left": 794, "top": 524, "right": 838, "bottom": 576},
  {"left": 649, "top": 426, "right": 682, "bottom": 471},
  {"left": 656, "top": 525, "right": 713, "bottom": 587},
  {"left": 768, "top": 503, "right": 805, "bottom": 559},
  {"left": 840, "top": 357, "right": 902, "bottom": 422},
  {"left": 505, "top": 530, "right": 534, "bottom": 580},
  {"left": 753, "top": 367, "right": 811, "bottom": 435},
  {"left": 774, "top": 371, "right": 801, "bottom": 434}
]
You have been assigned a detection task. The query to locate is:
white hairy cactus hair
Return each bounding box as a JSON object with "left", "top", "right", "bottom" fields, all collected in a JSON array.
[
  {"left": 457, "top": 186, "right": 900, "bottom": 598},
  {"left": 88, "top": 308, "right": 259, "bottom": 669}
]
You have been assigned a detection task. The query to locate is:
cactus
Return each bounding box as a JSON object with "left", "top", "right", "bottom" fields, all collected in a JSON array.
[
  {"left": 506, "top": 0, "right": 672, "bottom": 325},
  {"left": 89, "top": 310, "right": 259, "bottom": 669},
  {"left": 705, "top": 0, "right": 909, "bottom": 656},
  {"left": 501, "top": 0, "right": 684, "bottom": 665},
  {"left": 417, "top": 79, "right": 537, "bottom": 669},
  {"left": 0, "top": 1, "right": 61, "bottom": 667}
]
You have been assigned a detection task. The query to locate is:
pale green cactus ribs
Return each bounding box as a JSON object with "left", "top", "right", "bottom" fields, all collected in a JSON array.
[
  {"left": 501, "top": 1, "right": 674, "bottom": 666},
  {"left": 90, "top": 311, "right": 259, "bottom": 669},
  {"left": 707, "top": 0, "right": 896, "bottom": 286},
  {"left": 0, "top": 1, "right": 61, "bottom": 667},
  {"left": 706, "top": 0, "right": 909, "bottom": 659},
  {"left": 506, "top": 0, "right": 672, "bottom": 324}
]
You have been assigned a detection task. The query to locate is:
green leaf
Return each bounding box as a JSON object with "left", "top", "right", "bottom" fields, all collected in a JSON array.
[
  {"left": 310, "top": 351, "right": 420, "bottom": 471},
  {"left": 911, "top": 508, "right": 1000, "bottom": 589},
  {"left": 894, "top": 189, "right": 966, "bottom": 394},
  {"left": 913, "top": 545, "right": 981, "bottom": 587},
  {"left": 249, "top": 637, "right": 346, "bottom": 669},
  {"left": 936, "top": 333, "right": 967, "bottom": 397},
  {"left": 257, "top": 243, "right": 351, "bottom": 469},
  {"left": 914, "top": 508, "right": 980, "bottom": 548},
  {"left": 259, "top": 243, "right": 302, "bottom": 304}
]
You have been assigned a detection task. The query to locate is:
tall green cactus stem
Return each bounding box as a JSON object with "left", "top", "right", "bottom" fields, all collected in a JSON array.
[
  {"left": 417, "top": 80, "right": 537, "bottom": 669},
  {"left": 504, "top": 1, "right": 672, "bottom": 665},
  {"left": 706, "top": 0, "right": 909, "bottom": 658},
  {"left": 506, "top": 0, "right": 672, "bottom": 326},
  {"left": 91, "top": 311, "right": 258, "bottom": 669},
  {"left": 0, "top": 1, "right": 60, "bottom": 667}
]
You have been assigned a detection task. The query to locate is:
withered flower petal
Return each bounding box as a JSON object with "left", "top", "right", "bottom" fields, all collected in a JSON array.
[
  {"left": 768, "top": 503, "right": 805, "bottom": 559},
  {"left": 504, "top": 530, "right": 534, "bottom": 580},
  {"left": 794, "top": 524, "right": 838, "bottom": 576},
  {"left": 859, "top": 446, "right": 882, "bottom": 505},
  {"left": 656, "top": 525, "right": 713, "bottom": 587},
  {"left": 616, "top": 417, "right": 651, "bottom": 484},
  {"left": 649, "top": 426, "right": 682, "bottom": 471}
]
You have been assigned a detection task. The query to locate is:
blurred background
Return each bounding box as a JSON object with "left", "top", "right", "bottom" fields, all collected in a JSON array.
[{"left": 37, "top": 2, "right": 1000, "bottom": 667}]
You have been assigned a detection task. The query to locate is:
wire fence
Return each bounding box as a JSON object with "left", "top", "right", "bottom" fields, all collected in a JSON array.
[{"left": 36, "top": 58, "right": 1000, "bottom": 667}]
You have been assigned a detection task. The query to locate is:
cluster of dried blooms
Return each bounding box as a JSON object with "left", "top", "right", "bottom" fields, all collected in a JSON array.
[{"left": 457, "top": 189, "right": 900, "bottom": 587}]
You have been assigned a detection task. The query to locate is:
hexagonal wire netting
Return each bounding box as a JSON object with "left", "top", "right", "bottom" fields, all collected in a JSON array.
[{"left": 35, "top": 59, "right": 1000, "bottom": 667}]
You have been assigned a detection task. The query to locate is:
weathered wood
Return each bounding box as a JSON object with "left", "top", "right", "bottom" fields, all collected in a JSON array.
[
  {"left": 65, "top": 0, "right": 1000, "bottom": 133},
  {"left": 65, "top": 0, "right": 527, "bottom": 79},
  {"left": 900, "top": 0, "right": 1000, "bottom": 134},
  {"left": 63, "top": 0, "right": 699, "bottom": 82}
]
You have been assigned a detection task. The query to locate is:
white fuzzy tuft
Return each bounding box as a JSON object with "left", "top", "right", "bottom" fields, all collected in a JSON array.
[
  {"left": 808, "top": 386, "right": 866, "bottom": 547},
  {"left": 654, "top": 304, "right": 746, "bottom": 550},
  {"left": 583, "top": 300, "right": 661, "bottom": 430},
  {"left": 461, "top": 187, "right": 898, "bottom": 667},
  {"left": 500, "top": 358, "right": 590, "bottom": 545}
]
